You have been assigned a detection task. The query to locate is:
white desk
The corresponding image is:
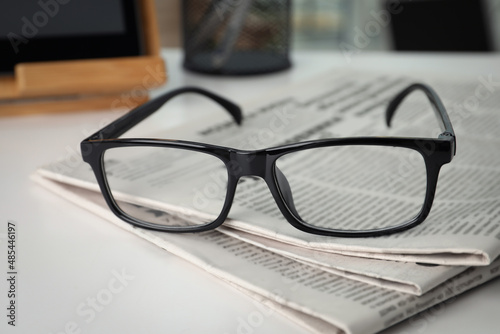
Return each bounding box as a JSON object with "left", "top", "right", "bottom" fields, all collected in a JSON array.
[{"left": 1, "top": 49, "right": 499, "bottom": 334}]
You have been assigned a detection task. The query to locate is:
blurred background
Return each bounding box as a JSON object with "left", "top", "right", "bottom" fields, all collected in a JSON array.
[
  {"left": 3, "top": 0, "right": 499, "bottom": 114},
  {"left": 157, "top": 0, "right": 500, "bottom": 52}
]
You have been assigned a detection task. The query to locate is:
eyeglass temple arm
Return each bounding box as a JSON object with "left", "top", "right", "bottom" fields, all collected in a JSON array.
[
  {"left": 86, "top": 87, "right": 242, "bottom": 140},
  {"left": 385, "top": 83, "right": 456, "bottom": 147}
]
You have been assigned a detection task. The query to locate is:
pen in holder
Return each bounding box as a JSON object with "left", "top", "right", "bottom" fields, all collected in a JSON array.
[{"left": 182, "top": 0, "right": 291, "bottom": 75}]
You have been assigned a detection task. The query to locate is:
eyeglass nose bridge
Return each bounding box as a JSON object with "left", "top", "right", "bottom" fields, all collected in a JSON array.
[
  {"left": 229, "top": 150, "right": 304, "bottom": 223},
  {"left": 230, "top": 150, "right": 269, "bottom": 179}
]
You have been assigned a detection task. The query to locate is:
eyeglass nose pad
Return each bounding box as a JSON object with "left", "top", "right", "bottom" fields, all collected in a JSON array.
[{"left": 275, "top": 167, "right": 303, "bottom": 221}]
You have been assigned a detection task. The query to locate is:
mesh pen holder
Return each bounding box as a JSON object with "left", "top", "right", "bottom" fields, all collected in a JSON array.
[{"left": 182, "top": 0, "right": 291, "bottom": 75}]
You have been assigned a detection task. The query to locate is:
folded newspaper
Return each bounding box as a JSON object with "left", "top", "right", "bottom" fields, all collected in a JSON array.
[
  {"left": 32, "top": 176, "right": 500, "bottom": 334},
  {"left": 33, "top": 70, "right": 500, "bottom": 333},
  {"left": 218, "top": 227, "right": 466, "bottom": 295},
  {"left": 37, "top": 70, "right": 500, "bottom": 267}
]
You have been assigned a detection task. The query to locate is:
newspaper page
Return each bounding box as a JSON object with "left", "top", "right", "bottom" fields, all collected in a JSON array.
[
  {"left": 37, "top": 70, "right": 500, "bottom": 266},
  {"left": 33, "top": 167, "right": 468, "bottom": 295},
  {"left": 218, "top": 227, "right": 466, "bottom": 295},
  {"left": 31, "top": 175, "right": 500, "bottom": 334}
]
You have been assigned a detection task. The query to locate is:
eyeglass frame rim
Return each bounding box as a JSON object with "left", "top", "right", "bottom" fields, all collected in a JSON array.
[{"left": 81, "top": 84, "right": 456, "bottom": 238}]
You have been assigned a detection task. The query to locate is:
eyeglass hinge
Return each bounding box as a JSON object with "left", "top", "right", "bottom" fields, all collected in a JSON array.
[
  {"left": 89, "top": 133, "right": 104, "bottom": 141},
  {"left": 439, "top": 132, "right": 456, "bottom": 156},
  {"left": 438, "top": 132, "right": 453, "bottom": 138}
]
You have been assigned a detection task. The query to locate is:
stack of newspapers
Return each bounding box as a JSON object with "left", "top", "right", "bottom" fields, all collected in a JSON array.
[{"left": 33, "top": 70, "right": 500, "bottom": 334}]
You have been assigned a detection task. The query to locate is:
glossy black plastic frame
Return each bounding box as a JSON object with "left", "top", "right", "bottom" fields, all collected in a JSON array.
[{"left": 81, "top": 84, "right": 456, "bottom": 237}]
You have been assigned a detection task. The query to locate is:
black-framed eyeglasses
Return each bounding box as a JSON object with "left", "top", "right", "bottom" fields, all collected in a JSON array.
[{"left": 81, "top": 84, "right": 456, "bottom": 237}]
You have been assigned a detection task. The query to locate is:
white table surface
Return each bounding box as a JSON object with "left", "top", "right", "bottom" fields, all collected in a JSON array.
[{"left": 1, "top": 49, "right": 499, "bottom": 334}]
